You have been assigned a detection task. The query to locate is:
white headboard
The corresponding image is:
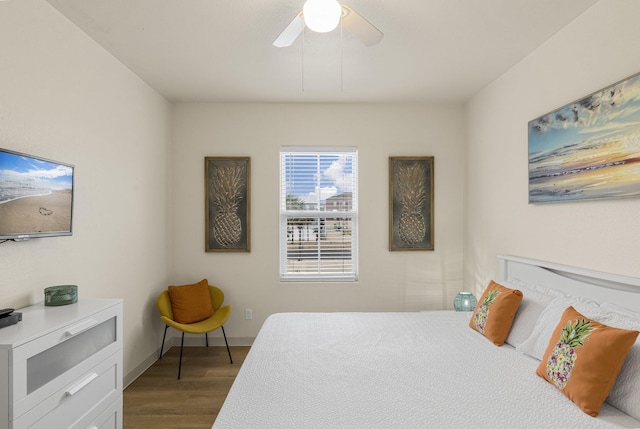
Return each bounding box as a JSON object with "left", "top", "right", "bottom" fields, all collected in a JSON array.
[{"left": 498, "top": 255, "right": 640, "bottom": 311}]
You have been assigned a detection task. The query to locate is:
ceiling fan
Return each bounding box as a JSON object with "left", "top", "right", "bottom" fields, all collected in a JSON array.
[{"left": 273, "top": 0, "right": 383, "bottom": 48}]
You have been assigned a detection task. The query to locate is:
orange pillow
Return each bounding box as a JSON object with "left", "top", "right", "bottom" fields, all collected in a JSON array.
[
  {"left": 469, "top": 280, "right": 523, "bottom": 346},
  {"left": 536, "top": 306, "right": 638, "bottom": 416},
  {"left": 168, "top": 279, "right": 214, "bottom": 324}
]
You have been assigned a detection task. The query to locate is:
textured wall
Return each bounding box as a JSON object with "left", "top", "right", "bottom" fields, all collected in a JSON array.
[
  {"left": 171, "top": 102, "right": 466, "bottom": 339},
  {"left": 465, "top": 0, "right": 640, "bottom": 292},
  {"left": 0, "top": 0, "right": 172, "bottom": 382}
]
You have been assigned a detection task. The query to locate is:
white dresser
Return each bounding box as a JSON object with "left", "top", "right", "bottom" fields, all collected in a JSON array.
[{"left": 0, "top": 299, "right": 123, "bottom": 429}]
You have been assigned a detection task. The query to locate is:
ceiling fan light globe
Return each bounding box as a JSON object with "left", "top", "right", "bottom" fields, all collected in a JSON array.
[{"left": 303, "top": 0, "right": 342, "bottom": 33}]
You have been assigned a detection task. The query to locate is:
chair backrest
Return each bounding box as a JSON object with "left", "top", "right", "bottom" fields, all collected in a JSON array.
[
  {"left": 157, "top": 285, "right": 226, "bottom": 321},
  {"left": 209, "top": 285, "right": 225, "bottom": 312},
  {"left": 157, "top": 290, "right": 173, "bottom": 319}
]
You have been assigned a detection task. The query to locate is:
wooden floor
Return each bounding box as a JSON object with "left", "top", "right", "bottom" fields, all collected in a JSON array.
[{"left": 123, "top": 346, "right": 250, "bottom": 429}]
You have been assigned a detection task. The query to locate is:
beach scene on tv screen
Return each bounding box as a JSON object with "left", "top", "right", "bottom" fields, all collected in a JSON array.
[{"left": 0, "top": 150, "right": 73, "bottom": 235}]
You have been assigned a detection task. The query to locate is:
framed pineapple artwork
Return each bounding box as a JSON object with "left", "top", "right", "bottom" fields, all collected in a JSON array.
[
  {"left": 205, "top": 157, "right": 250, "bottom": 252},
  {"left": 389, "top": 156, "right": 434, "bottom": 251}
]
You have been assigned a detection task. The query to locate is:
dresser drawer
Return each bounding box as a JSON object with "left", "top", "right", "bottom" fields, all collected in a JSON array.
[
  {"left": 73, "top": 395, "right": 122, "bottom": 429},
  {"left": 11, "top": 303, "right": 122, "bottom": 421},
  {"left": 12, "top": 351, "right": 121, "bottom": 429}
]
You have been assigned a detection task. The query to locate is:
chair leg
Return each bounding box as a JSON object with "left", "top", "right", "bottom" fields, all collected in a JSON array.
[
  {"left": 205, "top": 332, "right": 209, "bottom": 347},
  {"left": 159, "top": 325, "right": 168, "bottom": 359},
  {"left": 221, "top": 325, "right": 233, "bottom": 364},
  {"left": 177, "top": 332, "right": 185, "bottom": 380}
]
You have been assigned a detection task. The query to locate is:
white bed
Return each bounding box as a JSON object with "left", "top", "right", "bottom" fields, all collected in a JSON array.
[{"left": 213, "top": 256, "right": 640, "bottom": 429}]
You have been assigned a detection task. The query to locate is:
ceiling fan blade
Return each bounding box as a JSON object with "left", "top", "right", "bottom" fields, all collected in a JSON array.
[
  {"left": 273, "top": 11, "right": 304, "bottom": 48},
  {"left": 341, "top": 5, "right": 383, "bottom": 46}
]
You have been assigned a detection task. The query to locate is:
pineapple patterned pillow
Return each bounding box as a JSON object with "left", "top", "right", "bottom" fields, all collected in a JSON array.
[
  {"left": 536, "top": 306, "right": 639, "bottom": 417},
  {"left": 468, "top": 280, "right": 523, "bottom": 346}
]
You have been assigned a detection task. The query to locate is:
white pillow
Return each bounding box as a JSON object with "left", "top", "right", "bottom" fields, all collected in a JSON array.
[
  {"left": 504, "top": 285, "right": 555, "bottom": 348},
  {"left": 601, "top": 302, "right": 640, "bottom": 319},
  {"left": 515, "top": 296, "right": 607, "bottom": 360},
  {"left": 504, "top": 277, "right": 567, "bottom": 300},
  {"left": 600, "top": 307, "right": 640, "bottom": 421}
]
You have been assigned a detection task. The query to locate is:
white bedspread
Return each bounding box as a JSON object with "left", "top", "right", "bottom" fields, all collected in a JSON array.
[{"left": 213, "top": 312, "right": 640, "bottom": 429}]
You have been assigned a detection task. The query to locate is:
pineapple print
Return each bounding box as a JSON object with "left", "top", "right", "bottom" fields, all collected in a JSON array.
[
  {"left": 396, "top": 163, "right": 428, "bottom": 245},
  {"left": 546, "top": 319, "right": 595, "bottom": 389},
  {"left": 210, "top": 163, "right": 245, "bottom": 247},
  {"left": 472, "top": 289, "right": 499, "bottom": 333}
]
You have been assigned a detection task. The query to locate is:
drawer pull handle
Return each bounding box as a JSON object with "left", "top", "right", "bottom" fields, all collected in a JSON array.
[
  {"left": 65, "top": 372, "right": 98, "bottom": 396},
  {"left": 65, "top": 319, "right": 99, "bottom": 337}
]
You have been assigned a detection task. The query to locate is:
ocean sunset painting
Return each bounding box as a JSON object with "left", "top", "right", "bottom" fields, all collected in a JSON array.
[{"left": 528, "top": 72, "right": 640, "bottom": 203}]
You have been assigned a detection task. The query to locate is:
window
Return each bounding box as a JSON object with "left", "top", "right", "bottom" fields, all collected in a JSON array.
[{"left": 280, "top": 147, "right": 358, "bottom": 281}]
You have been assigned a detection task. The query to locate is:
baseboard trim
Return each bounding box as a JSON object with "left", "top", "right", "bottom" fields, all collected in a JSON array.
[
  {"left": 124, "top": 348, "right": 160, "bottom": 388},
  {"left": 123, "top": 336, "right": 254, "bottom": 388},
  {"left": 180, "top": 335, "right": 255, "bottom": 347}
]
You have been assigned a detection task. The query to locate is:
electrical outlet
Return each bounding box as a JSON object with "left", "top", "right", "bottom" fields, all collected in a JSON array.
[{"left": 245, "top": 308, "right": 253, "bottom": 320}]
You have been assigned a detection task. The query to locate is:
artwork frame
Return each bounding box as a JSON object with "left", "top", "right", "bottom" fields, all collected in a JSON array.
[
  {"left": 528, "top": 71, "right": 640, "bottom": 204},
  {"left": 205, "top": 157, "right": 250, "bottom": 252},
  {"left": 389, "top": 156, "right": 434, "bottom": 251}
]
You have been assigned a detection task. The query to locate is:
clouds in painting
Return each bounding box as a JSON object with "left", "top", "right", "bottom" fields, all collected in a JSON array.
[{"left": 530, "top": 74, "right": 640, "bottom": 138}]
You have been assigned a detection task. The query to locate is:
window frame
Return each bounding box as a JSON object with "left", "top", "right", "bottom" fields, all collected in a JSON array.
[{"left": 279, "top": 146, "right": 358, "bottom": 282}]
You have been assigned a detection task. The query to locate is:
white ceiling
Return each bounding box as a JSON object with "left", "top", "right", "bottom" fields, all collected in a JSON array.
[{"left": 46, "top": 0, "right": 597, "bottom": 103}]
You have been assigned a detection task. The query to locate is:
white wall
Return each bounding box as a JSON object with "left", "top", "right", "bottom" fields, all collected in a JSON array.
[
  {"left": 1, "top": 1, "right": 465, "bottom": 382},
  {"left": 465, "top": 0, "right": 640, "bottom": 291},
  {"left": 13, "top": 0, "right": 628, "bottom": 384},
  {"left": 0, "top": 0, "right": 172, "bottom": 383},
  {"left": 172, "top": 103, "right": 465, "bottom": 340}
]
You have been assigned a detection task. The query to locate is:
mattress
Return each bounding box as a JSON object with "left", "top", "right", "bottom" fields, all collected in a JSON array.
[{"left": 213, "top": 311, "right": 640, "bottom": 429}]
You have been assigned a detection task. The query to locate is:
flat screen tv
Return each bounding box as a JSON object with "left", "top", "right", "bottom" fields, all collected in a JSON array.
[{"left": 0, "top": 148, "right": 74, "bottom": 241}]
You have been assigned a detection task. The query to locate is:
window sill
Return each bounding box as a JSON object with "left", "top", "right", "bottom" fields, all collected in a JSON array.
[{"left": 280, "top": 274, "right": 358, "bottom": 283}]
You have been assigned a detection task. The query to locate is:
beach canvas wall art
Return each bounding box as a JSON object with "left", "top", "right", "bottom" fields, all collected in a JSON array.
[
  {"left": 205, "top": 157, "right": 250, "bottom": 252},
  {"left": 528, "top": 72, "right": 640, "bottom": 203}
]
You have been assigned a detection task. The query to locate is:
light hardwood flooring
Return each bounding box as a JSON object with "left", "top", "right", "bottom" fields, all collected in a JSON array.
[{"left": 123, "top": 346, "right": 250, "bottom": 429}]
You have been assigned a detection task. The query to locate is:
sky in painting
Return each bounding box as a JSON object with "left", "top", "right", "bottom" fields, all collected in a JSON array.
[
  {"left": 529, "top": 73, "right": 640, "bottom": 156},
  {"left": 0, "top": 150, "right": 73, "bottom": 191}
]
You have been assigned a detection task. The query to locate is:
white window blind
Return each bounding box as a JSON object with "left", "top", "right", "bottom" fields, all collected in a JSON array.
[{"left": 280, "top": 147, "right": 358, "bottom": 281}]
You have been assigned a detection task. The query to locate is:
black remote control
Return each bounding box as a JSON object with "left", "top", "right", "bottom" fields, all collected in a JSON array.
[{"left": 0, "top": 308, "right": 15, "bottom": 318}]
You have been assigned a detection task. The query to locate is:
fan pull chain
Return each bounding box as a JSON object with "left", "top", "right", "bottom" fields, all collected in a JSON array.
[
  {"left": 302, "top": 25, "right": 305, "bottom": 93},
  {"left": 340, "top": 18, "right": 344, "bottom": 93}
]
